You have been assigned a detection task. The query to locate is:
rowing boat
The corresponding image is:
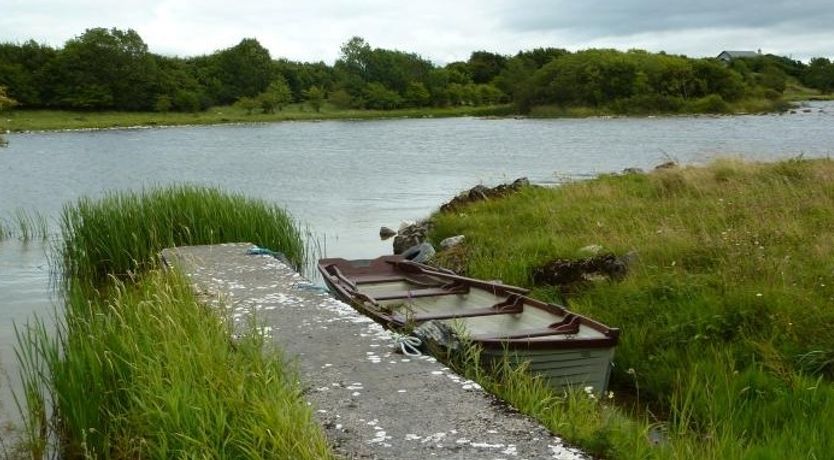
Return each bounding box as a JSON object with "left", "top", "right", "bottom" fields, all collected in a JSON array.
[{"left": 318, "top": 255, "right": 620, "bottom": 392}]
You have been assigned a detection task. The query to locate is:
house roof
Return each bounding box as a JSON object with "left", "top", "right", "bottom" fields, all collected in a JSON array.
[{"left": 717, "top": 50, "right": 759, "bottom": 59}]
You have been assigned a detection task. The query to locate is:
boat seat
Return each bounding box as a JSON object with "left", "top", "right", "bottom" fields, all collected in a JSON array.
[
  {"left": 372, "top": 285, "right": 469, "bottom": 301},
  {"left": 473, "top": 314, "right": 581, "bottom": 341},
  {"left": 391, "top": 294, "right": 525, "bottom": 323}
]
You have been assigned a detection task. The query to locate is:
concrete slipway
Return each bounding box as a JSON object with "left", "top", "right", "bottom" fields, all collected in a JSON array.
[{"left": 161, "top": 243, "right": 588, "bottom": 460}]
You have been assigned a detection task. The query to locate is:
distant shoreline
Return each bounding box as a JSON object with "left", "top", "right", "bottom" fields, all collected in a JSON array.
[{"left": 4, "top": 97, "right": 825, "bottom": 134}]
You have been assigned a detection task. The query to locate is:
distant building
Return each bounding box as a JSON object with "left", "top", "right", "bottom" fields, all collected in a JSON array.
[{"left": 717, "top": 50, "right": 761, "bottom": 62}]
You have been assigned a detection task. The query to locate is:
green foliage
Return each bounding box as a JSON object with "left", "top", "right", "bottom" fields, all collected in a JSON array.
[
  {"left": 467, "top": 51, "right": 508, "bottom": 84},
  {"left": 0, "top": 85, "right": 19, "bottom": 110},
  {"left": 431, "top": 159, "right": 834, "bottom": 458},
  {"left": 363, "top": 82, "right": 402, "bottom": 109},
  {"left": 403, "top": 81, "right": 430, "bottom": 107},
  {"left": 303, "top": 85, "right": 325, "bottom": 112},
  {"left": 153, "top": 94, "right": 172, "bottom": 113},
  {"left": 0, "top": 28, "right": 827, "bottom": 115},
  {"left": 327, "top": 88, "right": 354, "bottom": 109},
  {"left": 59, "top": 185, "right": 305, "bottom": 287},
  {"left": 234, "top": 95, "right": 259, "bottom": 115},
  {"left": 47, "top": 28, "right": 159, "bottom": 110},
  {"left": 257, "top": 77, "right": 292, "bottom": 113},
  {"left": 802, "top": 58, "right": 834, "bottom": 93}
]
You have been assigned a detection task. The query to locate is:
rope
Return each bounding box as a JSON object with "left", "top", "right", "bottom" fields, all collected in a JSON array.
[{"left": 393, "top": 334, "right": 423, "bottom": 357}]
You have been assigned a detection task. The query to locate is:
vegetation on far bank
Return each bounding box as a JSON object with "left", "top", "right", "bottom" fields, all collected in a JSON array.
[
  {"left": 15, "top": 186, "right": 332, "bottom": 458},
  {"left": 430, "top": 158, "right": 834, "bottom": 459},
  {"left": 2, "top": 103, "right": 509, "bottom": 132},
  {"left": 3, "top": 27, "right": 834, "bottom": 130}
]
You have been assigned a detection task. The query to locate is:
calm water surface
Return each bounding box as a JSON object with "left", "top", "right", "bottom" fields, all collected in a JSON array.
[{"left": 1, "top": 101, "right": 833, "bottom": 432}]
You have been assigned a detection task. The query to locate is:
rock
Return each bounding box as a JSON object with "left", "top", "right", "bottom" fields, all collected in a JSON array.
[
  {"left": 622, "top": 167, "right": 644, "bottom": 175},
  {"left": 654, "top": 161, "right": 677, "bottom": 170},
  {"left": 393, "top": 221, "right": 431, "bottom": 254},
  {"left": 532, "top": 253, "right": 634, "bottom": 288},
  {"left": 440, "top": 177, "right": 531, "bottom": 213},
  {"left": 398, "top": 220, "right": 416, "bottom": 232},
  {"left": 401, "top": 242, "right": 436, "bottom": 263},
  {"left": 379, "top": 226, "right": 397, "bottom": 240},
  {"left": 440, "top": 235, "right": 465, "bottom": 250}
]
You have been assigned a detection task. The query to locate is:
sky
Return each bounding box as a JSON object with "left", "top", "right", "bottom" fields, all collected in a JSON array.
[{"left": 1, "top": 0, "right": 832, "bottom": 63}]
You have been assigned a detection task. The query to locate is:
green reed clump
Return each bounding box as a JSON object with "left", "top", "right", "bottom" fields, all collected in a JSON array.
[
  {"left": 59, "top": 185, "right": 304, "bottom": 286},
  {"left": 16, "top": 271, "right": 332, "bottom": 459},
  {"left": 431, "top": 157, "right": 834, "bottom": 458}
]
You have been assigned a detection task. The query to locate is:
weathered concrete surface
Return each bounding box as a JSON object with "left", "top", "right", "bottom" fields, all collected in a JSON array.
[{"left": 162, "top": 243, "right": 587, "bottom": 460}]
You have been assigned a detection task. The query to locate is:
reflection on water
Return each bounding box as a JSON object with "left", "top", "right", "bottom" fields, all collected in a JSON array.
[{"left": 0, "top": 240, "right": 55, "bottom": 438}]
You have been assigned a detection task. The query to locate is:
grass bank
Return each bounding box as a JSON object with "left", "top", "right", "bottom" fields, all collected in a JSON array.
[
  {"left": 430, "top": 158, "right": 834, "bottom": 459},
  {"left": 528, "top": 96, "right": 793, "bottom": 118},
  {"left": 15, "top": 186, "right": 332, "bottom": 458},
  {"left": 2, "top": 103, "right": 511, "bottom": 132}
]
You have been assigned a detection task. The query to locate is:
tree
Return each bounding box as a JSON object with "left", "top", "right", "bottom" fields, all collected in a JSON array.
[
  {"left": 802, "top": 58, "right": 834, "bottom": 93},
  {"left": 328, "top": 89, "right": 354, "bottom": 109},
  {"left": 209, "top": 38, "right": 275, "bottom": 104},
  {"left": 0, "top": 86, "right": 16, "bottom": 146},
  {"left": 467, "top": 51, "right": 508, "bottom": 84},
  {"left": 154, "top": 95, "right": 172, "bottom": 112},
  {"left": 234, "top": 96, "right": 259, "bottom": 115},
  {"left": 304, "top": 85, "right": 325, "bottom": 112},
  {"left": 0, "top": 86, "right": 17, "bottom": 110},
  {"left": 257, "top": 77, "right": 292, "bottom": 113},
  {"left": 45, "top": 28, "right": 159, "bottom": 110},
  {"left": 403, "top": 81, "right": 430, "bottom": 107},
  {"left": 363, "top": 82, "right": 401, "bottom": 109}
]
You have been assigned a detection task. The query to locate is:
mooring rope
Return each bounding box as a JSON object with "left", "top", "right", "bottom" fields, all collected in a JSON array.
[{"left": 393, "top": 334, "right": 423, "bottom": 357}]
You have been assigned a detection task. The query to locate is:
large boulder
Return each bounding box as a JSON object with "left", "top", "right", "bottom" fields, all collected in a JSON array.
[
  {"left": 393, "top": 221, "right": 431, "bottom": 254},
  {"left": 440, "top": 177, "right": 531, "bottom": 213}
]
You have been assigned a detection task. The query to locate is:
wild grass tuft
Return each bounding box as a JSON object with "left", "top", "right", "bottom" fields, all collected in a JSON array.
[
  {"left": 59, "top": 185, "right": 305, "bottom": 287},
  {"left": 16, "top": 271, "right": 332, "bottom": 459},
  {"left": 431, "top": 157, "right": 834, "bottom": 458}
]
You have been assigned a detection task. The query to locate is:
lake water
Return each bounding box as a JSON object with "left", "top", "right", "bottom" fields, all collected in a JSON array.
[{"left": 1, "top": 101, "right": 833, "bottom": 434}]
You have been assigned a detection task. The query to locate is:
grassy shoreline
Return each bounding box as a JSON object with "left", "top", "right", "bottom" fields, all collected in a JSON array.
[
  {"left": 4, "top": 94, "right": 825, "bottom": 133},
  {"left": 2, "top": 104, "right": 512, "bottom": 133},
  {"left": 429, "top": 158, "right": 834, "bottom": 459}
]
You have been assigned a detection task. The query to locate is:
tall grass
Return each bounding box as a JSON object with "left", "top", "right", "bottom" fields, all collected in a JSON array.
[
  {"left": 431, "top": 158, "right": 834, "bottom": 458},
  {"left": 16, "top": 186, "right": 332, "bottom": 458},
  {"left": 17, "top": 271, "right": 332, "bottom": 459},
  {"left": 59, "top": 185, "right": 304, "bottom": 287}
]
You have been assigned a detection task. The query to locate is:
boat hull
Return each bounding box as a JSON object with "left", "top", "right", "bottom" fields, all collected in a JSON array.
[{"left": 318, "top": 255, "right": 619, "bottom": 392}]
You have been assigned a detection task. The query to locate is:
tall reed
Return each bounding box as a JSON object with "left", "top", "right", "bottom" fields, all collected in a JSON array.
[
  {"left": 58, "top": 185, "right": 305, "bottom": 287},
  {"left": 16, "top": 186, "right": 331, "bottom": 458}
]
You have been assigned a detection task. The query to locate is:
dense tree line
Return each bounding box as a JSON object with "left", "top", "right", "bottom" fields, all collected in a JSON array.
[{"left": 1, "top": 27, "right": 832, "bottom": 114}]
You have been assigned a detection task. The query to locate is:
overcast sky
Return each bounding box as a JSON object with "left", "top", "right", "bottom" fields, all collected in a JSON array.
[{"left": 2, "top": 0, "right": 832, "bottom": 63}]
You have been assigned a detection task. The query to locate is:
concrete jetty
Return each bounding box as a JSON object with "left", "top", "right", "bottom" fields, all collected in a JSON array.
[{"left": 161, "top": 243, "right": 587, "bottom": 460}]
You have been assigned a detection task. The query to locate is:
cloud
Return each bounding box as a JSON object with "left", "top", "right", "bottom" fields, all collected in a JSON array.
[
  {"left": 499, "top": 0, "right": 834, "bottom": 37},
  {"left": 0, "top": 0, "right": 832, "bottom": 63}
]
